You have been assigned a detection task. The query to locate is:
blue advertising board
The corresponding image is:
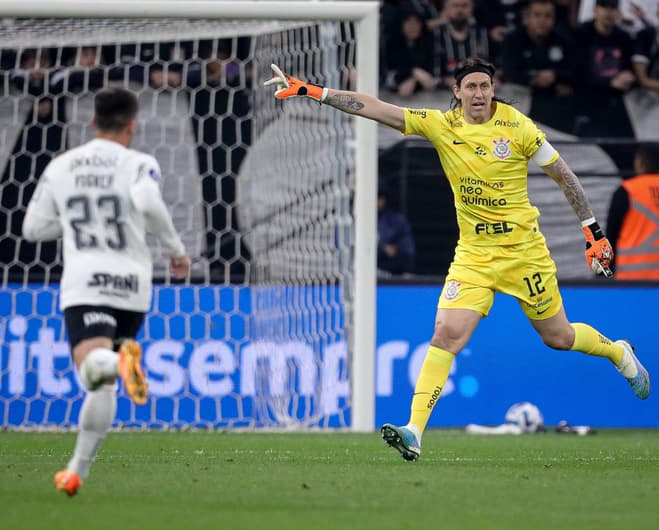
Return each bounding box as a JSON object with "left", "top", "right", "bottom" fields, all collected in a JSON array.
[
  {"left": 2, "top": 283, "right": 658, "bottom": 428},
  {"left": 376, "top": 285, "right": 659, "bottom": 428},
  {"left": 1, "top": 285, "right": 349, "bottom": 428}
]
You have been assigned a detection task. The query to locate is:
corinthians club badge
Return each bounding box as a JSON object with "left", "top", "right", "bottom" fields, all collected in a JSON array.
[
  {"left": 443, "top": 280, "right": 462, "bottom": 301},
  {"left": 492, "top": 137, "right": 512, "bottom": 160}
]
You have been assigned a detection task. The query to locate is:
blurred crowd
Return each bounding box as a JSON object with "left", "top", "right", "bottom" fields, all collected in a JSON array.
[
  {"left": 0, "top": 38, "right": 253, "bottom": 281},
  {"left": 380, "top": 0, "right": 659, "bottom": 139},
  {"left": 376, "top": 0, "right": 659, "bottom": 278}
]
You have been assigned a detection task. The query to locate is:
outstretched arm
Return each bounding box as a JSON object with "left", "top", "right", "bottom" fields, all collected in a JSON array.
[
  {"left": 541, "top": 154, "right": 613, "bottom": 277},
  {"left": 323, "top": 89, "right": 405, "bottom": 131},
  {"left": 264, "top": 64, "right": 405, "bottom": 131}
]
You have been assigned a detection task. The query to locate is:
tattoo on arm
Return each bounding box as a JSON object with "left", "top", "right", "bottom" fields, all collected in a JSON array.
[
  {"left": 542, "top": 157, "right": 593, "bottom": 221},
  {"left": 325, "top": 94, "right": 365, "bottom": 113}
]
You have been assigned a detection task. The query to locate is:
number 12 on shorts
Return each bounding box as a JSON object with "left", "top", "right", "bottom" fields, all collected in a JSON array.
[{"left": 523, "top": 272, "right": 545, "bottom": 298}]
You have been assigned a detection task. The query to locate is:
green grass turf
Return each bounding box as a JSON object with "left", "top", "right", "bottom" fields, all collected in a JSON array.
[{"left": 1, "top": 430, "right": 658, "bottom": 530}]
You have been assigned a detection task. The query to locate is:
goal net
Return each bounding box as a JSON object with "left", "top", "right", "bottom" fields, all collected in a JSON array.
[{"left": 0, "top": 1, "right": 378, "bottom": 431}]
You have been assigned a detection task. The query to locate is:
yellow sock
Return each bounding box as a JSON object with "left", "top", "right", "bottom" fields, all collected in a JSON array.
[
  {"left": 570, "top": 322, "right": 623, "bottom": 365},
  {"left": 409, "top": 345, "right": 455, "bottom": 435}
]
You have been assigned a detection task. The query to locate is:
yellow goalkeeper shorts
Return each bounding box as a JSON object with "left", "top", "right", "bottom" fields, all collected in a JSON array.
[{"left": 438, "top": 236, "right": 563, "bottom": 320}]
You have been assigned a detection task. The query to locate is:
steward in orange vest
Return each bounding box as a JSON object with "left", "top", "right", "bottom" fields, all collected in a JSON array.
[{"left": 606, "top": 143, "right": 659, "bottom": 280}]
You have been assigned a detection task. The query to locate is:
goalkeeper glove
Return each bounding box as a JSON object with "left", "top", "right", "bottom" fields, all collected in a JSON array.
[
  {"left": 263, "top": 63, "right": 328, "bottom": 103},
  {"left": 582, "top": 221, "right": 613, "bottom": 277}
]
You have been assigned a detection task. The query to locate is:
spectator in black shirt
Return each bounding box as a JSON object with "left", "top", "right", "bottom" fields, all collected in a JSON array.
[
  {"left": 575, "top": 0, "right": 636, "bottom": 169},
  {"left": 378, "top": 185, "right": 416, "bottom": 276},
  {"left": 148, "top": 41, "right": 193, "bottom": 90},
  {"left": 51, "top": 46, "right": 106, "bottom": 94},
  {"left": 384, "top": 10, "right": 437, "bottom": 95},
  {"left": 104, "top": 42, "right": 156, "bottom": 86},
  {"left": 380, "top": 0, "right": 444, "bottom": 73},
  {"left": 186, "top": 39, "right": 252, "bottom": 281},
  {"left": 553, "top": 0, "right": 581, "bottom": 39},
  {"left": 632, "top": 3, "right": 659, "bottom": 93},
  {"left": 409, "top": 0, "right": 448, "bottom": 31},
  {"left": 433, "top": 0, "right": 492, "bottom": 88},
  {"left": 502, "top": 0, "right": 577, "bottom": 132},
  {"left": 104, "top": 42, "right": 191, "bottom": 89},
  {"left": 474, "top": 0, "right": 527, "bottom": 48}
]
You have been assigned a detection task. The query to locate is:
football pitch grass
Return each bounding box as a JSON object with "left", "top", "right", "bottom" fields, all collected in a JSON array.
[{"left": 2, "top": 430, "right": 658, "bottom": 530}]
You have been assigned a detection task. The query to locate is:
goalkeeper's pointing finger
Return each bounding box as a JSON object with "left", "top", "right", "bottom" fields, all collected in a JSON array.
[
  {"left": 262, "top": 64, "right": 327, "bottom": 102},
  {"left": 264, "top": 63, "right": 289, "bottom": 88}
]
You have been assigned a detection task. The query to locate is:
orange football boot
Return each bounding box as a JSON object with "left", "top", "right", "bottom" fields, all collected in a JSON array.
[{"left": 118, "top": 339, "right": 148, "bottom": 405}]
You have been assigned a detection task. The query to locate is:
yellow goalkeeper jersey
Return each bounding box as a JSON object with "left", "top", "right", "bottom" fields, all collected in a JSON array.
[{"left": 403, "top": 102, "right": 557, "bottom": 247}]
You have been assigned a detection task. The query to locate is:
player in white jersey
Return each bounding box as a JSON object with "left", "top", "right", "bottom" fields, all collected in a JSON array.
[{"left": 22, "top": 87, "right": 191, "bottom": 496}]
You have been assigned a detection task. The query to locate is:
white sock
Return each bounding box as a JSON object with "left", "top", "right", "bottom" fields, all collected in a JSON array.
[
  {"left": 79, "top": 348, "right": 119, "bottom": 390},
  {"left": 617, "top": 348, "right": 639, "bottom": 378},
  {"left": 67, "top": 383, "right": 116, "bottom": 479}
]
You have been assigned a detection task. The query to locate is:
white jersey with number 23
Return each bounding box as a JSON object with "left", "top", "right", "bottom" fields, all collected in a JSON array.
[{"left": 23, "top": 138, "right": 185, "bottom": 312}]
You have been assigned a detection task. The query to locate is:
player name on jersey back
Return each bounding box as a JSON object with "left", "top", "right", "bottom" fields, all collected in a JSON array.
[
  {"left": 74, "top": 173, "right": 115, "bottom": 188},
  {"left": 46, "top": 139, "right": 157, "bottom": 311}
]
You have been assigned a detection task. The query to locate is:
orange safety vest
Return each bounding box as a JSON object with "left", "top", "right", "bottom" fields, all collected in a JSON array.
[{"left": 616, "top": 174, "right": 659, "bottom": 280}]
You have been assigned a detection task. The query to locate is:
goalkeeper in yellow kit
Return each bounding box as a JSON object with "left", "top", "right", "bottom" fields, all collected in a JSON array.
[{"left": 265, "top": 57, "right": 650, "bottom": 461}]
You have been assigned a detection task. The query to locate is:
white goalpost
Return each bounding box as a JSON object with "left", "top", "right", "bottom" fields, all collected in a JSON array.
[{"left": 0, "top": 1, "right": 378, "bottom": 431}]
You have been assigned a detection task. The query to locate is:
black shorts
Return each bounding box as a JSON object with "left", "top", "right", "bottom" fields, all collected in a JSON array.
[{"left": 64, "top": 305, "right": 145, "bottom": 350}]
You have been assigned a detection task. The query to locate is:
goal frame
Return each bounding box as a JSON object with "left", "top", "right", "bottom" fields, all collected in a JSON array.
[{"left": 0, "top": 0, "right": 379, "bottom": 432}]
